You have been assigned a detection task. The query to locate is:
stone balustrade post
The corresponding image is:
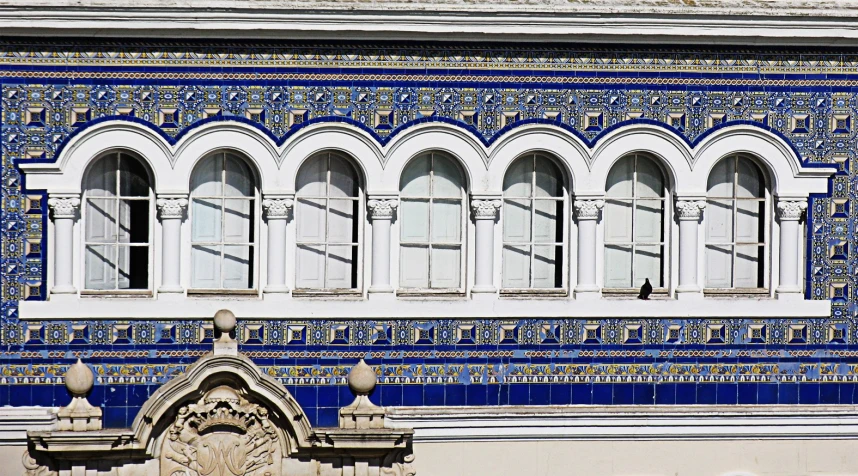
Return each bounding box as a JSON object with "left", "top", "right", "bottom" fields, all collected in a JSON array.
[
  {"left": 471, "top": 199, "right": 502, "bottom": 295},
  {"left": 675, "top": 199, "right": 706, "bottom": 300},
  {"left": 156, "top": 197, "right": 188, "bottom": 294},
  {"left": 367, "top": 198, "right": 398, "bottom": 294},
  {"left": 776, "top": 199, "right": 807, "bottom": 300},
  {"left": 48, "top": 195, "right": 80, "bottom": 295},
  {"left": 262, "top": 197, "right": 294, "bottom": 295},
  {"left": 574, "top": 199, "right": 603, "bottom": 299}
]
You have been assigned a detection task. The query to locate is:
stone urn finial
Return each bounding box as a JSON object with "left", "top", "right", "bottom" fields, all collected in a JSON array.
[
  {"left": 65, "top": 358, "right": 94, "bottom": 397},
  {"left": 213, "top": 309, "right": 238, "bottom": 355},
  {"left": 340, "top": 359, "right": 385, "bottom": 430},
  {"left": 58, "top": 359, "right": 102, "bottom": 431},
  {"left": 348, "top": 359, "right": 377, "bottom": 396}
]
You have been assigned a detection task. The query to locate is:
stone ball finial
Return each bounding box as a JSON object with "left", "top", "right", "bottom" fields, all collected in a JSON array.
[
  {"left": 213, "top": 309, "right": 237, "bottom": 335},
  {"left": 65, "top": 359, "right": 94, "bottom": 397},
  {"left": 348, "top": 359, "right": 377, "bottom": 396}
]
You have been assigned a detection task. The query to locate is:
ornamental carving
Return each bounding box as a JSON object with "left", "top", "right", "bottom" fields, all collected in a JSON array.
[
  {"left": 573, "top": 200, "right": 604, "bottom": 220},
  {"left": 262, "top": 198, "right": 294, "bottom": 219},
  {"left": 367, "top": 199, "right": 399, "bottom": 219},
  {"left": 777, "top": 200, "right": 807, "bottom": 221},
  {"left": 156, "top": 198, "right": 189, "bottom": 219},
  {"left": 675, "top": 200, "right": 706, "bottom": 220},
  {"left": 161, "top": 385, "right": 281, "bottom": 476},
  {"left": 471, "top": 199, "right": 502, "bottom": 219},
  {"left": 47, "top": 197, "right": 80, "bottom": 219}
]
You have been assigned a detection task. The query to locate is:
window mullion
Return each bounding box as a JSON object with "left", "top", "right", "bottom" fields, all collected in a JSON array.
[
  {"left": 428, "top": 156, "right": 434, "bottom": 288},
  {"left": 529, "top": 157, "right": 536, "bottom": 288},
  {"left": 630, "top": 156, "right": 637, "bottom": 286}
]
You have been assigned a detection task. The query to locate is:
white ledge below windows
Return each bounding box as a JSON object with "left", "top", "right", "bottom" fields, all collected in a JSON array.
[{"left": 20, "top": 295, "right": 830, "bottom": 320}]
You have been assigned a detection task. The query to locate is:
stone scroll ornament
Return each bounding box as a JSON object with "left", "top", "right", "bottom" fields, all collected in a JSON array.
[
  {"left": 367, "top": 199, "right": 399, "bottom": 219},
  {"left": 161, "top": 385, "right": 281, "bottom": 476},
  {"left": 157, "top": 198, "right": 189, "bottom": 219},
  {"left": 470, "top": 199, "right": 502, "bottom": 219}
]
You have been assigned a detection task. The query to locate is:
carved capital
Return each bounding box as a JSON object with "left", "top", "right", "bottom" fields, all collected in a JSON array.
[
  {"left": 675, "top": 200, "right": 707, "bottom": 221},
  {"left": 156, "top": 197, "right": 188, "bottom": 219},
  {"left": 471, "top": 199, "right": 502, "bottom": 220},
  {"left": 262, "top": 198, "right": 294, "bottom": 219},
  {"left": 573, "top": 199, "right": 604, "bottom": 220},
  {"left": 777, "top": 199, "right": 807, "bottom": 221},
  {"left": 47, "top": 196, "right": 80, "bottom": 219},
  {"left": 367, "top": 199, "right": 399, "bottom": 219}
]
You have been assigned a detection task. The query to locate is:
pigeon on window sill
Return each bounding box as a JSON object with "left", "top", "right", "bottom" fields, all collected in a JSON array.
[{"left": 638, "top": 278, "right": 652, "bottom": 300}]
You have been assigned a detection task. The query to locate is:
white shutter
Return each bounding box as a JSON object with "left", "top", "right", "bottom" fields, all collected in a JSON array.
[
  {"left": 502, "top": 245, "right": 530, "bottom": 288},
  {"left": 192, "top": 245, "right": 221, "bottom": 289},
  {"left": 399, "top": 200, "right": 429, "bottom": 288},
  {"left": 532, "top": 245, "right": 557, "bottom": 288},
  {"left": 296, "top": 245, "right": 325, "bottom": 289},
  {"left": 430, "top": 246, "right": 460, "bottom": 288},
  {"left": 326, "top": 245, "right": 353, "bottom": 288},
  {"left": 604, "top": 245, "right": 632, "bottom": 288},
  {"left": 634, "top": 245, "right": 661, "bottom": 288},
  {"left": 117, "top": 199, "right": 132, "bottom": 289},
  {"left": 734, "top": 245, "right": 761, "bottom": 288},
  {"left": 400, "top": 245, "right": 429, "bottom": 288},
  {"left": 705, "top": 245, "right": 733, "bottom": 288},
  {"left": 223, "top": 245, "right": 251, "bottom": 289}
]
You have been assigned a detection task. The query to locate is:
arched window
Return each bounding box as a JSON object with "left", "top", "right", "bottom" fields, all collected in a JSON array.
[
  {"left": 83, "top": 152, "right": 152, "bottom": 291},
  {"left": 705, "top": 156, "right": 767, "bottom": 289},
  {"left": 604, "top": 154, "right": 667, "bottom": 289},
  {"left": 295, "top": 152, "right": 361, "bottom": 290},
  {"left": 502, "top": 153, "right": 566, "bottom": 290},
  {"left": 399, "top": 152, "right": 466, "bottom": 290},
  {"left": 190, "top": 152, "right": 256, "bottom": 290}
]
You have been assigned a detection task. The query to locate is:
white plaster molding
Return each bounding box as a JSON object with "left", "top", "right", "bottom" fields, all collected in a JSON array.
[
  {"left": 0, "top": 407, "right": 56, "bottom": 443},
  {"left": 675, "top": 200, "right": 706, "bottom": 221},
  {"left": 367, "top": 199, "right": 399, "bottom": 220},
  {"left": 776, "top": 199, "right": 808, "bottom": 221},
  {"left": 262, "top": 197, "right": 294, "bottom": 219},
  {"left": 573, "top": 199, "right": 604, "bottom": 220},
  {"left": 155, "top": 197, "right": 188, "bottom": 219},
  {"left": 47, "top": 196, "right": 80, "bottom": 219},
  {"left": 385, "top": 405, "right": 858, "bottom": 442},
  {"left": 471, "top": 199, "right": 502, "bottom": 220}
]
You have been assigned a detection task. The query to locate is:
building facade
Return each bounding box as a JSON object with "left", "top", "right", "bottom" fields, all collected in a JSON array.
[{"left": 3, "top": 1, "right": 858, "bottom": 474}]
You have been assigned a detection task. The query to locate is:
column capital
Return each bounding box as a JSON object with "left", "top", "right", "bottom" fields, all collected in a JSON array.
[
  {"left": 776, "top": 199, "right": 807, "bottom": 221},
  {"left": 675, "top": 200, "right": 707, "bottom": 221},
  {"left": 262, "top": 198, "right": 294, "bottom": 219},
  {"left": 48, "top": 196, "right": 80, "bottom": 219},
  {"left": 471, "top": 199, "right": 502, "bottom": 220},
  {"left": 573, "top": 199, "right": 604, "bottom": 220},
  {"left": 367, "top": 199, "right": 399, "bottom": 219},
  {"left": 156, "top": 197, "right": 188, "bottom": 219}
]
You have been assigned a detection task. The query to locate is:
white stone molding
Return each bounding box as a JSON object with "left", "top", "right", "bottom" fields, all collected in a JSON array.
[
  {"left": 262, "top": 197, "right": 294, "bottom": 219},
  {"left": 156, "top": 196, "right": 188, "bottom": 294},
  {"left": 48, "top": 195, "right": 80, "bottom": 295},
  {"left": 263, "top": 198, "right": 294, "bottom": 294},
  {"left": 675, "top": 200, "right": 706, "bottom": 221},
  {"left": 368, "top": 198, "right": 398, "bottom": 294},
  {"left": 776, "top": 199, "right": 807, "bottom": 300},
  {"left": 573, "top": 199, "right": 604, "bottom": 220},
  {"left": 471, "top": 199, "right": 502, "bottom": 294},
  {"left": 471, "top": 199, "right": 502, "bottom": 220},
  {"left": 367, "top": 199, "right": 399, "bottom": 220},
  {"left": 574, "top": 199, "right": 603, "bottom": 299},
  {"left": 675, "top": 199, "right": 707, "bottom": 298},
  {"left": 776, "top": 199, "right": 807, "bottom": 221}
]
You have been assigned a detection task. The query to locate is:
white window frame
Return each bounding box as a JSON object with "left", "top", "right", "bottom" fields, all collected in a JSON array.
[
  {"left": 188, "top": 151, "right": 259, "bottom": 293},
  {"left": 80, "top": 151, "right": 154, "bottom": 295}
]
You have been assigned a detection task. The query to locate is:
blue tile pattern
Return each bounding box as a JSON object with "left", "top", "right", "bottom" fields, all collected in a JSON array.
[{"left": 1, "top": 41, "right": 858, "bottom": 428}]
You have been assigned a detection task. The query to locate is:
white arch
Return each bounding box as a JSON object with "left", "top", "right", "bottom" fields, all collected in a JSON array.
[
  {"left": 692, "top": 125, "right": 832, "bottom": 197},
  {"left": 383, "top": 123, "right": 487, "bottom": 194},
  {"left": 487, "top": 124, "right": 588, "bottom": 194}
]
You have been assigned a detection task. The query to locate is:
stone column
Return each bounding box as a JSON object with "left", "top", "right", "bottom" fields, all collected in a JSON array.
[
  {"left": 156, "top": 197, "right": 188, "bottom": 294},
  {"left": 675, "top": 199, "right": 706, "bottom": 300},
  {"left": 262, "top": 198, "right": 293, "bottom": 295},
  {"left": 367, "top": 199, "right": 398, "bottom": 294},
  {"left": 574, "top": 199, "right": 603, "bottom": 299},
  {"left": 48, "top": 195, "right": 80, "bottom": 295},
  {"left": 471, "top": 199, "right": 501, "bottom": 295},
  {"left": 776, "top": 199, "right": 807, "bottom": 300}
]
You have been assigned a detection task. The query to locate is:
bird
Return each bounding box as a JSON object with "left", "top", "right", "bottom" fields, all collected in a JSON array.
[{"left": 638, "top": 278, "right": 652, "bottom": 300}]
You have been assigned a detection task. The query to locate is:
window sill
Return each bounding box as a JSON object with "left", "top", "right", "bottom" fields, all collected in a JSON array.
[
  {"left": 397, "top": 290, "right": 467, "bottom": 299},
  {"left": 291, "top": 289, "right": 363, "bottom": 299},
  {"left": 704, "top": 288, "right": 771, "bottom": 298},
  {"left": 187, "top": 289, "right": 260, "bottom": 298},
  {"left": 500, "top": 289, "right": 569, "bottom": 299},
  {"left": 602, "top": 288, "right": 670, "bottom": 300}
]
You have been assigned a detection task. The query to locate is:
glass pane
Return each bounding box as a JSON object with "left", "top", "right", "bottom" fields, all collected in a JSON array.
[
  {"left": 432, "top": 155, "right": 463, "bottom": 198},
  {"left": 706, "top": 199, "right": 734, "bottom": 243},
  {"left": 736, "top": 200, "right": 763, "bottom": 243},
  {"left": 535, "top": 156, "right": 562, "bottom": 197},
  {"left": 295, "top": 244, "right": 325, "bottom": 289},
  {"left": 224, "top": 155, "right": 254, "bottom": 197},
  {"left": 430, "top": 246, "right": 461, "bottom": 289},
  {"left": 737, "top": 158, "right": 764, "bottom": 198},
  {"left": 735, "top": 244, "right": 763, "bottom": 288},
  {"left": 634, "top": 245, "right": 663, "bottom": 288},
  {"left": 604, "top": 244, "right": 632, "bottom": 288},
  {"left": 705, "top": 245, "right": 733, "bottom": 288},
  {"left": 400, "top": 156, "right": 430, "bottom": 197},
  {"left": 502, "top": 245, "right": 531, "bottom": 288},
  {"left": 85, "top": 155, "right": 117, "bottom": 198},
  {"left": 191, "top": 198, "right": 222, "bottom": 242},
  {"left": 85, "top": 245, "right": 116, "bottom": 290},
  {"left": 606, "top": 156, "right": 633, "bottom": 198},
  {"left": 119, "top": 157, "right": 149, "bottom": 197},
  {"left": 329, "top": 155, "right": 358, "bottom": 198},
  {"left": 707, "top": 158, "right": 735, "bottom": 198},
  {"left": 431, "top": 200, "right": 461, "bottom": 242},
  {"left": 191, "top": 155, "right": 223, "bottom": 196},
  {"left": 400, "top": 200, "right": 430, "bottom": 242},
  {"left": 503, "top": 199, "right": 531, "bottom": 242},
  {"left": 533, "top": 245, "right": 561, "bottom": 288},
  {"left": 223, "top": 245, "right": 253, "bottom": 289},
  {"left": 85, "top": 198, "right": 117, "bottom": 243},
  {"left": 296, "top": 198, "right": 326, "bottom": 243},
  {"left": 326, "top": 245, "right": 356, "bottom": 289},
  {"left": 123, "top": 245, "right": 149, "bottom": 290},
  {"left": 223, "top": 199, "right": 253, "bottom": 243},
  {"left": 533, "top": 199, "right": 559, "bottom": 243},
  {"left": 328, "top": 199, "right": 356, "bottom": 244},
  {"left": 603, "top": 199, "right": 632, "bottom": 243},
  {"left": 120, "top": 199, "right": 149, "bottom": 244},
  {"left": 634, "top": 199, "right": 664, "bottom": 243},
  {"left": 635, "top": 156, "right": 664, "bottom": 198},
  {"left": 399, "top": 245, "right": 429, "bottom": 288},
  {"left": 191, "top": 244, "right": 221, "bottom": 289},
  {"left": 503, "top": 158, "right": 532, "bottom": 197},
  {"left": 296, "top": 156, "right": 327, "bottom": 196}
]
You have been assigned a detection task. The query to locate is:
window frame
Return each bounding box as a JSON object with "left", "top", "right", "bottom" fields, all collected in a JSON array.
[
  {"left": 703, "top": 154, "right": 771, "bottom": 293},
  {"left": 80, "top": 151, "right": 154, "bottom": 295},
  {"left": 500, "top": 152, "right": 569, "bottom": 294},
  {"left": 188, "top": 151, "right": 260, "bottom": 294}
]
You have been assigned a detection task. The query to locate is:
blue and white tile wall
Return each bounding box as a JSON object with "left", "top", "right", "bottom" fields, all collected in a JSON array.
[{"left": 1, "top": 42, "right": 858, "bottom": 428}]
